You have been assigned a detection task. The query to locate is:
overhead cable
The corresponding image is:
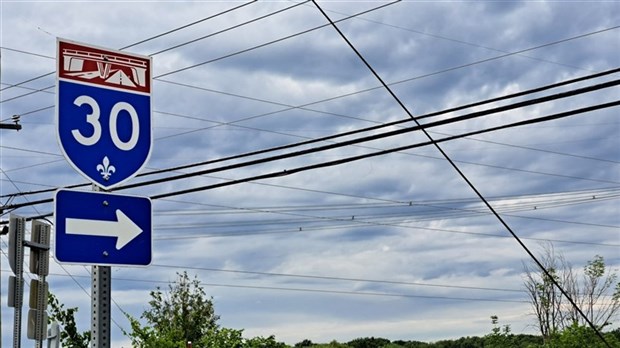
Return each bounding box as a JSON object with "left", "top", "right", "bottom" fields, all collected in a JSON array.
[
  {"left": 0, "top": 1, "right": 257, "bottom": 95},
  {"left": 120, "top": 0, "right": 258, "bottom": 50},
  {"left": 1, "top": 79, "right": 618, "bottom": 206},
  {"left": 4, "top": 100, "right": 617, "bottom": 214},
  {"left": 149, "top": 0, "right": 310, "bottom": 56},
  {"left": 311, "top": 1, "right": 615, "bottom": 345},
  {"left": 148, "top": 100, "right": 620, "bottom": 200},
  {"left": 118, "top": 79, "right": 620, "bottom": 190}
]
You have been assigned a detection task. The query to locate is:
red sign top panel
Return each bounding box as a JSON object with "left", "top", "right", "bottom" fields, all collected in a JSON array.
[{"left": 58, "top": 39, "right": 151, "bottom": 94}]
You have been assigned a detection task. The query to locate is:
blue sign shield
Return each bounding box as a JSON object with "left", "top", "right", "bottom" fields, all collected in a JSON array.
[
  {"left": 55, "top": 189, "right": 152, "bottom": 266},
  {"left": 58, "top": 81, "right": 151, "bottom": 189}
]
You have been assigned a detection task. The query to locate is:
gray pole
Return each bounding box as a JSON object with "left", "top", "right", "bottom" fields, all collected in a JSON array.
[
  {"left": 91, "top": 265, "right": 111, "bottom": 347},
  {"left": 1, "top": 117, "right": 21, "bottom": 348},
  {"left": 1, "top": 224, "right": 8, "bottom": 348},
  {"left": 9, "top": 215, "right": 26, "bottom": 348},
  {"left": 91, "top": 185, "right": 111, "bottom": 347}
]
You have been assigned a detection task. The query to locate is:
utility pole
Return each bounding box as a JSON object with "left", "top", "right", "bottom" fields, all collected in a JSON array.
[
  {"left": 8, "top": 215, "right": 26, "bottom": 348},
  {"left": 1, "top": 223, "right": 10, "bottom": 348},
  {"left": 7, "top": 215, "right": 51, "bottom": 348},
  {"left": 0, "top": 115, "right": 22, "bottom": 130},
  {"left": 1, "top": 114, "right": 22, "bottom": 348}
]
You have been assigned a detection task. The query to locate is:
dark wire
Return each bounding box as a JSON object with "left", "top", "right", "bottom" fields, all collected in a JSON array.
[
  {"left": 5, "top": 101, "right": 619, "bottom": 220},
  {"left": 148, "top": 0, "right": 310, "bottom": 56},
  {"left": 113, "top": 79, "right": 620, "bottom": 190},
  {"left": 142, "top": 76, "right": 620, "bottom": 179},
  {"left": 0, "top": 0, "right": 258, "bottom": 94},
  {"left": 148, "top": 101, "right": 619, "bottom": 200},
  {"left": 2, "top": 76, "right": 618, "bottom": 202},
  {"left": 154, "top": 0, "right": 400, "bottom": 79},
  {"left": 309, "top": 1, "right": 614, "bottom": 346},
  {"left": 120, "top": 0, "right": 258, "bottom": 50},
  {"left": 0, "top": 0, "right": 398, "bottom": 116}
]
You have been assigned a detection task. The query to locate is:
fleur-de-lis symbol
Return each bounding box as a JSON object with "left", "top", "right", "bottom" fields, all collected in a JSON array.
[{"left": 97, "top": 156, "right": 116, "bottom": 180}]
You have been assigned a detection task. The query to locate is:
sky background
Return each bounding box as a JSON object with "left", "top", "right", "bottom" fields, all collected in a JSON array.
[{"left": 1, "top": 0, "right": 619, "bottom": 346}]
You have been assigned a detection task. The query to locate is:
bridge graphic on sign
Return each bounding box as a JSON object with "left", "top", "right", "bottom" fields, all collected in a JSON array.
[
  {"left": 58, "top": 41, "right": 151, "bottom": 94},
  {"left": 62, "top": 48, "right": 147, "bottom": 90}
]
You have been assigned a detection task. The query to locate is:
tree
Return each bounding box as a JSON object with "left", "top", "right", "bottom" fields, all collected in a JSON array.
[
  {"left": 245, "top": 335, "right": 289, "bottom": 348},
  {"left": 523, "top": 244, "right": 571, "bottom": 341},
  {"left": 313, "top": 341, "right": 350, "bottom": 348},
  {"left": 200, "top": 327, "right": 245, "bottom": 348},
  {"left": 541, "top": 322, "right": 620, "bottom": 348},
  {"left": 523, "top": 244, "right": 620, "bottom": 343},
  {"left": 47, "top": 292, "right": 90, "bottom": 348},
  {"left": 347, "top": 337, "right": 391, "bottom": 348},
  {"left": 124, "top": 271, "right": 220, "bottom": 347},
  {"left": 295, "top": 339, "right": 314, "bottom": 347},
  {"left": 579, "top": 255, "right": 620, "bottom": 329},
  {"left": 484, "top": 315, "right": 514, "bottom": 348}
]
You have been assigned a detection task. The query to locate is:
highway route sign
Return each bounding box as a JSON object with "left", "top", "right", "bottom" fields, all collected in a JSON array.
[
  {"left": 56, "top": 38, "right": 152, "bottom": 190},
  {"left": 54, "top": 189, "right": 152, "bottom": 266}
]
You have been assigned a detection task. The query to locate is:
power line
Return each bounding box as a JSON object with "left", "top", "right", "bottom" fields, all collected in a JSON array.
[
  {"left": 148, "top": 100, "right": 620, "bottom": 200},
  {"left": 153, "top": 1, "right": 400, "bottom": 79},
  {"left": 315, "top": 4, "right": 595, "bottom": 73},
  {"left": 118, "top": 79, "right": 620, "bottom": 190},
  {"left": 0, "top": 0, "right": 396, "bottom": 110},
  {"left": 148, "top": 0, "right": 309, "bottom": 56},
  {"left": 430, "top": 131, "right": 620, "bottom": 164},
  {"left": 2, "top": 70, "right": 617, "bottom": 211},
  {"left": 152, "top": 195, "right": 620, "bottom": 232},
  {"left": 0, "top": 1, "right": 257, "bottom": 95},
  {"left": 2, "top": 98, "right": 618, "bottom": 213},
  {"left": 5, "top": 68, "right": 615, "bottom": 200},
  {"left": 32, "top": 275, "right": 532, "bottom": 304},
  {"left": 162, "top": 26, "right": 618, "bottom": 139},
  {"left": 310, "top": 2, "right": 615, "bottom": 345},
  {"left": 151, "top": 263, "right": 523, "bottom": 294},
  {"left": 120, "top": 0, "right": 258, "bottom": 50}
]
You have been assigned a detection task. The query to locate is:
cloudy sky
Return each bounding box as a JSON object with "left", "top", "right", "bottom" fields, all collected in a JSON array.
[{"left": 1, "top": 0, "right": 619, "bottom": 346}]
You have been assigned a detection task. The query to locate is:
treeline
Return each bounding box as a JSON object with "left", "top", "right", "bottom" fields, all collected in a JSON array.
[
  {"left": 292, "top": 335, "right": 541, "bottom": 347},
  {"left": 48, "top": 250, "right": 620, "bottom": 348},
  {"left": 290, "top": 329, "right": 620, "bottom": 348}
]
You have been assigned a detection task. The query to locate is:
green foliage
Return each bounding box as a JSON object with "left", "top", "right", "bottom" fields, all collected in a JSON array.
[
  {"left": 124, "top": 313, "right": 185, "bottom": 348},
  {"left": 585, "top": 255, "right": 606, "bottom": 279},
  {"left": 200, "top": 327, "right": 245, "bottom": 348},
  {"left": 245, "top": 335, "right": 289, "bottom": 348},
  {"left": 295, "top": 339, "right": 314, "bottom": 347},
  {"left": 124, "top": 271, "right": 220, "bottom": 347},
  {"left": 540, "top": 323, "right": 620, "bottom": 348},
  {"left": 145, "top": 271, "right": 220, "bottom": 341},
  {"left": 347, "top": 337, "right": 391, "bottom": 348},
  {"left": 47, "top": 292, "right": 90, "bottom": 348},
  {"left": 123, "top": 271, "right": 289, "bottom": 347},
  {"left": 484, "top": 315, "right": 514, "bottom": 348},
  {"left": 524, "top": 249, "right": 620, "bottom": 339},
  {"left": 312, "top": 340, "right": 351, "bottom": 348},
  {"left": 392, "top": 340, "right": 430, "bottom": 347}
]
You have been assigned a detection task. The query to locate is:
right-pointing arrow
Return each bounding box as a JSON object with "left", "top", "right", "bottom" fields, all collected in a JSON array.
[{"left": 66, "top": 209, "right": 143, "bottom": 250}]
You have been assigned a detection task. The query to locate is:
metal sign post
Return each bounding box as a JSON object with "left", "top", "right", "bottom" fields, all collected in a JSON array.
[
  {"left": 91, "top": 265, "right": 111, "bottom": 347},
  {"left": 91, "top": 184, "right": 111, "bottom": 348},
  {"left": 29, "top": 220, "right": 51, "bottom": 348},
  {"left": 8, "top": 215, "right": 26, "bottom": 348},
  {"left": 7, "top": 216, "right": 51, "bottom": 348}
]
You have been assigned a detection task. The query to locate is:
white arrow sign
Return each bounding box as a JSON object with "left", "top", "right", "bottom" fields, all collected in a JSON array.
[{"left": 66, "top": 209, "right": 143, "bottom": 250}]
